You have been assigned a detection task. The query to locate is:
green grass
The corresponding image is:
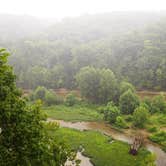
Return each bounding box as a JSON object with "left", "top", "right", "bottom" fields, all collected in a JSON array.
[
  {"left": 122, "top": 113, "right": 166, "bottom": 131},
  {"left": 42, "top": 104, "right": 103, "bottom": 122},
  {"left": 49, "top": 127, "right": 153, "bottom": 166},
  {"left": 149, "top": 131, "right": 166, "bottom": 152},
  {"left": 149, "top": 113, "right": 166, "bottom": 128}
]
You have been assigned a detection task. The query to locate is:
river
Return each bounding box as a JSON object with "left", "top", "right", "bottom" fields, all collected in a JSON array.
[{"left": 48, "top": 119, "right": 166, "bottom": 166}]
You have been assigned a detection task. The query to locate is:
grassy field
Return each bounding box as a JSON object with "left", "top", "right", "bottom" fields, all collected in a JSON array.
[
  {"left": 49, "top": 127, "right": 154, "bottom": 166},
  {"left": 42, "top": 101, "right": 166, "bottom": 152},
  {"left": 42, "top": 104, "right": 103, "bottom": 122}
]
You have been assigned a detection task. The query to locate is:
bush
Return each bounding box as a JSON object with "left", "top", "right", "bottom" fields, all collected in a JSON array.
[
  {"left": 143, "top": 97, "right": 153, "bottom": 112},
  {"left": 115, "top": 116, "right": 128, "bottom": 128},
  {"left": 157, "top": 114, "right": 166, "bottom": 125},
  {"left": 103, "top": 102, "right": 120, "bottom": 123},
  {"left": 133, "top": 106, "right": 149, "bottom": 128},
  {"left": 119, "top": 89, "right": 140, "bottom": 114},
  {"left": 65, "top": 93, "right": 78, "bottom": 106},
  {"left": 150, "top": 131, "right": 166, "bottom": 143},
  {"left": 120, "top": 81, "right": 135, "bottom": 94},
  {"left": 31, "top": 87, "right": 64, "bottom": 106},
  {"left": 125, "top": 115, "right": 133, "bottom": 122},
  {"left": 151, "top": 94, "right": 166, "bottom": 113},
  {"left": 149, "top": 131, "right": 166, "bottom": 151},
  {"left": 45, "top": 91, "right": 57, "bottom": 106},
  {"left": 33, "top": 86, "right": 47, "bottom": 101},
  {"left": 147, "top": 126, "right": 158, "bottom": 133}
]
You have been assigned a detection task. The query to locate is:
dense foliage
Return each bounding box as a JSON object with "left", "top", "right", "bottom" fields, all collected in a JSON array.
[
  {"left": 65, "top": 93, "right": 78, "bottom": 106},
  {"left": 0, "top": 49, "right": 72, "bottom": 165},
  {"left": 143, "top": 94, "right": 166, "bottom": 114},
  {"left": 149, "top": 131, "right": 166, "bottom": 152},
  {"left": 30, "top": 86, "right": 63, "bottom": 106},
  {"left": 133, "top": 106, "right": 149, "bottom": 128},
  {"left": 119, "top": 90, "right": 140, "bottom": 114},
  {"left": 76, "top": 67, "right": 118, "bottom": 103},
  {"left": 102, "top": 102, "right": 120, "bottom": 123},
  {"left": 0, "top": 12, "right": 165, "bottom": 90}
]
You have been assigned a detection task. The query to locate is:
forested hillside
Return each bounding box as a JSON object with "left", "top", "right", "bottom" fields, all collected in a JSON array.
[{"left": 1, "top": 12, "right": 166, "bottom": 90}]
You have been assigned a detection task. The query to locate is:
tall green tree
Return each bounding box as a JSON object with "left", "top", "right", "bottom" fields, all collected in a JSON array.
[
  {"left": 76, "top": 66, "right": 118, "bottom": 103},
  {"left": 119, "top": 89, "right": 139, "bottom": 114},
  {"left": 76, "top": 66, "right": 101, "bottom": 103},
  {"left": 133, "top": 106, "right": 149, "bottom": 128},
  {"left": 103, "top": 102, "right": 120, "bottom": 123},
  {"left": 120, "top": 81, "right": 135, "bottom": 94},
  {"left": 99, "top": 69, "right": 119, "bottom": 103},
  {"left": 0, "top": 49, "right": 72, "bottom": 165}
]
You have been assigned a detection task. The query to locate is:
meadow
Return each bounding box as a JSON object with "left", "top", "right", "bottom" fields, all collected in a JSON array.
[
  {"left": 42, "top": 104, "right": 103, "bottom": 122},
  {"left": 48, "top": 127, "right": 153, "bottom": 166}
]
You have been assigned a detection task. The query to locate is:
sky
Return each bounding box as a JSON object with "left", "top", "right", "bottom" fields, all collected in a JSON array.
[{"left": 0, "top": 0, "right": 166, "bottom": 19}]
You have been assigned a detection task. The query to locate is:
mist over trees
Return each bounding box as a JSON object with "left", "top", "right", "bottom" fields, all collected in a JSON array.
[
  {"left": 1, "top": 11, "right": 166, "bottom": 90},
  {"left": 0, "top": 11, "right": 166, "bottom": 165}
]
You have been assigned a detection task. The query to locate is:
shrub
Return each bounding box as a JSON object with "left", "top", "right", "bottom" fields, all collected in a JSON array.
[
  {"left": 115, "top": 116, "right": 128, "bottom": 128},
  {"left": 33, "top": 86, "right": 47, "bottom": 101},
  {"left": 125, "top": 115, "right": 133, "bottom": 122},
  {"left": 149, "top": 131, "right": 166, "bottom": 151},
  {"left": 157, "top": 114, "right": 166, "bottom": 124},
  {"left": 65, "top": 93, "right": 78, "bottom": 106},
  {"left": 119, "top": 89, "right": 140, "bottom": 114},
  {"left": 143, "top": 97, "right": 153, "bottom": 112},
  {"left": 120, "top": 81, "right": 135, "bottom": 94},
  {"left": 151, "top": 94, "right": 166, "bottom": 113},
  {"left": 103, "top": 102, "right": 120, "bottom": 123},
  {"left": 147, "top": 126, "right": 158, "bottom": 133},
  {"left": 45, "top": 91, "right": 57, "bottom": 106},
  {"left": 133, "top": 106, "right": 149, "bottom": 128},
  {"left": 150, "top": 131, "right": 166, "bottom": 143}
]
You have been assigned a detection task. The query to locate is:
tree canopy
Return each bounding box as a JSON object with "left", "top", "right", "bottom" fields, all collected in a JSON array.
[
  {"left": 0, "top": 12, "right": 165, "bottom": 91},
  {"left": 0, "top": 49, "right": 72, "bottom": 165}
]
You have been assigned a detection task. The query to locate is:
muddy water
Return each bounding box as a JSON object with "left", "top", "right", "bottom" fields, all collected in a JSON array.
[{"left": 48, "top": 119, "right": 166, "bottom": 166}]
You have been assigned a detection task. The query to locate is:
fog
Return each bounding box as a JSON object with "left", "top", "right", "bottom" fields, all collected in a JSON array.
[{"left": 0, "top": 0, "right": 166, "bottom": 19}]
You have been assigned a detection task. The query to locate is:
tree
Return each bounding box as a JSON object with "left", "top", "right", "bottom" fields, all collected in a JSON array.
[
  {"left": 45, "top": 90, "right": 57, "bottom": 106},
  {"left": 33, "top": 86, "right": 47, "bottom": 101},
  {"left": 119, "top": 89, "right": 139, "bottom": 114},
  {"left": 151, "top": 94, "right": 166, "bottom": 113},
  {"left": 133, "top": 106, "right": 149, "bottom": 128},
  {"left": 120, "top": 81, "right": 135, "bottom": 94},
  {"left": 76, "top": 66, "right": 100, "bottom": 103},
  {"left": 103, "top": 102, "right": 120, "bottom": 123},
  {"left": 0, "top": 49, "right": 72, "bottom": 165},
  {"left": 50, "top": 65, "right": 65, "bottom": 88},
  {"left": 65, "top": 93, "right": 78, "bottom": 106},
  {"left": 99, "top": 69, "right": 119, "bottom": 103},
  {"left": 76, "top": 66, "right": 118, "bottom": 103},
  {"left": 115, "top": 116, "right": 128, "bottom": 128}
]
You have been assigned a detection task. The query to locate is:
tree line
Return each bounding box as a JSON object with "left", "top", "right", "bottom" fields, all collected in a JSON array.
[{"left": 0, "top": 13, "right": 166, "bottom": 90}]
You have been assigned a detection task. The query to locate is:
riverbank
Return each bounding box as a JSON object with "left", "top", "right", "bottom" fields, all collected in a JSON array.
[
  {"left": 48, "top": 122, "right": 153, "bottom": 166},
  {"left": 48, "top": 119, "right": 166, "bottom": 166}
]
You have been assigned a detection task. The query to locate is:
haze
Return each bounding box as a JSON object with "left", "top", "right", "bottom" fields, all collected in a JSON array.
[{"left": 1, "top": 0, "right": 166, "bottom": 19}]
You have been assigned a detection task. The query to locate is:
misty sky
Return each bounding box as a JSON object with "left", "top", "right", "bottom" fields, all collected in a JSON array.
[{"left": 0, "top": 0, "right": 166, "bottom": 18}]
